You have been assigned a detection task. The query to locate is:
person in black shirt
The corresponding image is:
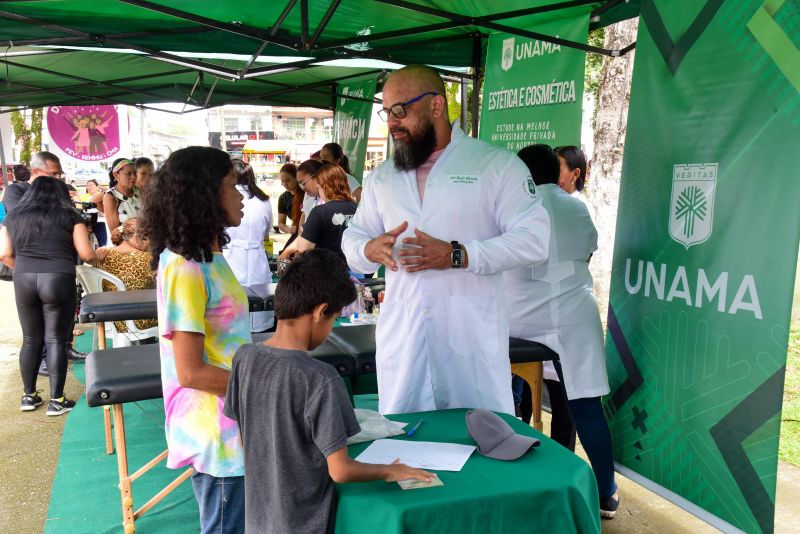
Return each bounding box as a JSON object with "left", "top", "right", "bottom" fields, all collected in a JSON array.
[
  {"left": 290, "top": 164, "right": 357, "bottom": 263},
  {"left": 0, "top": 177, "right": 107, "bottom": 415}
]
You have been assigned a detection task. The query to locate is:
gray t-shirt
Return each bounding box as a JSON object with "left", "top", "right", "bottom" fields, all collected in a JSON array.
[{"left": 224, "top": 343, "right": 360, "bottom": 534}]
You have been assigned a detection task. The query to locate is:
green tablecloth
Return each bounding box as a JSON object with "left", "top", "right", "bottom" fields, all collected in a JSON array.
[{"left": 335, "top": 409, "right": 600, "bottom": 534}]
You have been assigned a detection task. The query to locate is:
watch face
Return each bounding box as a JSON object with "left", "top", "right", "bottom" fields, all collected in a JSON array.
[{"left": 452, "top": 249, "right": 464, "bottom": 267}]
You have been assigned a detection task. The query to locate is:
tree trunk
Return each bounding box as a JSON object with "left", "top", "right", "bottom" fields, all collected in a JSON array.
[{"left": 587, "top": 18, "right": 639, "bottom": 319}]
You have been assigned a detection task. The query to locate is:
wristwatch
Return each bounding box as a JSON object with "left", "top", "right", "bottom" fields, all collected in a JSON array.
[{"left": 450, "top": 241, "right": 465, "bottom": 268}]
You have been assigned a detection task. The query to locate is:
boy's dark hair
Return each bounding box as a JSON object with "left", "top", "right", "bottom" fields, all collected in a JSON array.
[
  {"left": 274, "top": 249, "right": 356, "bottom": 320},
  {"left": 517, "top": 144, "right": 559, "bottom": 186}
]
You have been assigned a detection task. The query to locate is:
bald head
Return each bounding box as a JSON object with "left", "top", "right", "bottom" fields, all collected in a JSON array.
[{"left": 384, "top": 65, "right": 446, "bottom": 98}]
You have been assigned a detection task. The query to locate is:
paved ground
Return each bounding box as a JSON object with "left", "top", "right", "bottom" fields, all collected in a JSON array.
[{"left": 0, "top": 263, "right": 798, "bottom": 533}]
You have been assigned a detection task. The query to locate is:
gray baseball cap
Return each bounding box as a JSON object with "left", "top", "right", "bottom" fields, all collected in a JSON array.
[{"left": 466, "top": 409, "right": 540, "bottom": 460}]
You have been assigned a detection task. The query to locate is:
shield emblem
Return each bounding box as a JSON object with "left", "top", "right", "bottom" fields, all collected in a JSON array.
[
  {"left": 501, "top": 37, "right": 515, "bottom": 72},
  {"left": 669, "top": 163, "right": 717, "bottom": 249}
]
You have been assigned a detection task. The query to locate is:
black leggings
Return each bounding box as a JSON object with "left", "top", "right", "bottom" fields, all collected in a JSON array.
[{"left": 14, "top": 272, "right": 76, "bottom": 398}]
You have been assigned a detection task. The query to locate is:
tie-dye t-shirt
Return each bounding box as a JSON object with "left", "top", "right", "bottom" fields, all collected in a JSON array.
[{"left": 157, "top": 249, "right": 251, "bottom": 477}]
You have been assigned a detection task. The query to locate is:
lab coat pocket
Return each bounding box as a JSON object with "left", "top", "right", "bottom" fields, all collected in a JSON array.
[{"left": 447, "top": 296, "right": 499, "bottom": 358}]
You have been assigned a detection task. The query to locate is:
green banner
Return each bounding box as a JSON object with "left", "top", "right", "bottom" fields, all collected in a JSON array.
[
  {"left": 333, "top": 77, "right": 376, "bottom": 182},
  {"left": 479, "top": 12, "right": 589, "bottom": 150},
  {"left": 605, "top": 1, "right": 800, "bottom": 532}
]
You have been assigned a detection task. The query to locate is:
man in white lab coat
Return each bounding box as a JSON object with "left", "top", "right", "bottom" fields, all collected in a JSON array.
[{"left": 342, "top": 65, "right": 550, "bottom": 415}]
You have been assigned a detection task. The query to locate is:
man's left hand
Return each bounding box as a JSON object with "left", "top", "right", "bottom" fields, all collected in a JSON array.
[{"left": 398, "top": 229, "right": 465, "bottom": 272}]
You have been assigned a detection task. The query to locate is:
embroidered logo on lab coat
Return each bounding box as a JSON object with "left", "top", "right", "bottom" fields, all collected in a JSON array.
[{"left": 524, "top": 176, "right": 537, "bottom": 198}]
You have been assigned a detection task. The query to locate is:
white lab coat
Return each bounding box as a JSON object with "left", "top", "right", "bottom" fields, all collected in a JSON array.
[
  {"left": 342, "top": 124, "right": 550, "bottom": 415},
  {"left": 223, "top": 185, "right": 274, "bottom": 332},
  {"left": 504, "top": 184, "right": 609, "bottom": 400}
]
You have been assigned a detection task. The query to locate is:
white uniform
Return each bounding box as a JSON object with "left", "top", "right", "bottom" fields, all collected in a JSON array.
[
  {"left": 504, "top": 183, "right": 609, "bottom": 400},
  {"left": 342, "top": 125, "right": 550, "bottom": 415},
  {"left": 346, "top": 173, "right": 361, "bottom": 194},
  {"left": 223, "top": 185, "right": 274, "bottom": 332}
]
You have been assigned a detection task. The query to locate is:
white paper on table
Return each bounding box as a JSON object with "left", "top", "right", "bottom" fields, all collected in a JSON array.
[{"left": 355, "top": 439, "right": 476, "bottom": 471}]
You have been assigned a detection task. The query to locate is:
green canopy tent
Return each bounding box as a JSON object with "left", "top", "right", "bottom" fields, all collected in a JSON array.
[{"left": 0, "top": 0, "right": 639, "bottom": 186}]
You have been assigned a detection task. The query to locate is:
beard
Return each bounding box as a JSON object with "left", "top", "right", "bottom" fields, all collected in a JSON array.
[{"left": 392, "top": 119, "right": 437, "bottom": 171}]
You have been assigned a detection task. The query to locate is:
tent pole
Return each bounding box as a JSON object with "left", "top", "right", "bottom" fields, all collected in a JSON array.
[
  {"left": 308, "top": 0, "right": 342, "bottom": 48},
  {"left": 460, "top": 79, "right": 468, "bottom": 132},
  {"left": 300, "top": 0, "right": 309, "bottom": 48},
  {"left": 470, "top": 35, "right": 482, "bottom": 138}
]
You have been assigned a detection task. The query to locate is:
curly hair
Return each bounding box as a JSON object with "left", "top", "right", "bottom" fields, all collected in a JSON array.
[
  {"left": 315, "top": 164, "right": 354, "bottom": 202},
  {"left": 139, "top": 146, "right": 233, "bottom": 270}
]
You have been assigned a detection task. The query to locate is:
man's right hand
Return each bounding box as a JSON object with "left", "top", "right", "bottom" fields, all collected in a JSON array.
[{"left": 364, "top": 221, "right": 408, "bottom": 272}]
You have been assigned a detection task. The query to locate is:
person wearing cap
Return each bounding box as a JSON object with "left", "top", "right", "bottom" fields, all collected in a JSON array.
[
  {"left": 342, "top": 65, "right": 550, "bottom": 416},
  {"left": 103, "top": 157, "right": 142, "bottom": 233},
  {"left": 504, "top": 144, "right": 619, "bottom": 519}
]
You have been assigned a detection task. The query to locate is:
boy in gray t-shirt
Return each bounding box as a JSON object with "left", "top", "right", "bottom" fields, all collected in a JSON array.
[{"left": 224, "top": 249, "right": 432, "bottom": 534}]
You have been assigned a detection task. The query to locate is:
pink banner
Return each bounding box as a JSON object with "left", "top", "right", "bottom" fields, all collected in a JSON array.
[{"left": 46, "top": 105, "right": 121, "bottom": 162}]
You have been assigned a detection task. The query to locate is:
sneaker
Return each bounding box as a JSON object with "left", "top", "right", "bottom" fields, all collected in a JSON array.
[
  {"left": 20, "top": 391, "right": 44, "bottom": 411},
  {"left": 600, "top": 494, "right": 620, "bottom": 519},
  {"left": 46, "top": 396, "right": 76, "bottom": 416}
]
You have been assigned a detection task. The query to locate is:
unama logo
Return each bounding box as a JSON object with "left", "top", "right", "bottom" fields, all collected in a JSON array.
[
  {"left": 501, "top": 37, "right": 515, "bottom": 71},
  {"left": 339, "top": 86, "right": 364, "bottom": 107},
  {"left": 669, "top": 163, "right": 717, "bottom": 249}
]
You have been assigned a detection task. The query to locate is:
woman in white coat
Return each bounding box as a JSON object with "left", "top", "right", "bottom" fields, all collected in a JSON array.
[
  {"left": 505, "top": 144, "right": 619, "bottom": 519},
  {"left": 223, "top": 159, "right": 274, "bottom": 332}
]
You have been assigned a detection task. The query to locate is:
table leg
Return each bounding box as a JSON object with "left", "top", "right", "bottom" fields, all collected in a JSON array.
[
  {"left": 113, "top": 404, "right": 136, "bottom": 534},
  {"left": 104, "top": 407, "right": 114, "bottom": 455},
  {"left": 97, "top": 322, "right": 115, "bottom": 455},
  {"left": 511, "top": 362, "right": 544, "bottom": 432}
]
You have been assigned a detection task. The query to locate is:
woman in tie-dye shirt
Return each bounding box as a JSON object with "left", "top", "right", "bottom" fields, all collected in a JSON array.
[{"left": 140, "top": 146, "right": 249, "bottom": 534}]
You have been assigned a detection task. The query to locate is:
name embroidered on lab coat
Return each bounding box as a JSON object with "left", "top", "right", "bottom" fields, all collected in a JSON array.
[{"left": 448, "top": 175, "right": 479, "bottom": 185}]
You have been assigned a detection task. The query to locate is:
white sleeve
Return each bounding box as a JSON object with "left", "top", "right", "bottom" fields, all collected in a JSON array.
[
  {"left": 463, "top": 155, "right": 550, "bottom": 275},
  {"left": 263, "top": 200, "right": 273, "bottom": 238},
  {"left": 347, "top": 173, "right": 361, "bottom": 192},
  {"left": 342, "top": 173, "right": 385, "bottom": 273}
]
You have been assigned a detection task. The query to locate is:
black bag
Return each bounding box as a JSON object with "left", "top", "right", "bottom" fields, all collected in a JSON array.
[{"left": 0, "top": 264, "right": 12, "bottom": 282}]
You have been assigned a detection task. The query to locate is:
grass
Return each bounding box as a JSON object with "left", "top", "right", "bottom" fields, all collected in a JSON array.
[{"left": 780, "top": 321, "right": 800, "bottom": 465}]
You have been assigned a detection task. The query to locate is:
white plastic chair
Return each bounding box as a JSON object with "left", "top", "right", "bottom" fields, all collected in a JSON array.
[{"left": 76, "top": 264, "right": 159, "bottom": 348}]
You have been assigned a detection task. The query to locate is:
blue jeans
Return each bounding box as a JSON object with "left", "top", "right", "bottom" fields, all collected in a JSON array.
[
  {"left": 191, "top": 472, "right": 245, "bottom": 534},
  {"left": 567, "top": 396, "right": 618, "bottom": 500}
]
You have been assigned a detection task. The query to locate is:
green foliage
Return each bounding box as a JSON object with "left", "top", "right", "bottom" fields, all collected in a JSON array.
[
  {"left": 444, "top": 81, "right": 474, "bottom": 135},
  {"left": 10, "top": 108, "right": 43, "bottom": 164},
  {"left": 782, "top": 322, "right": 800, "bottom": 465},
  {"left": 585, "top": 28, "right": 605, "bottom": 126}
]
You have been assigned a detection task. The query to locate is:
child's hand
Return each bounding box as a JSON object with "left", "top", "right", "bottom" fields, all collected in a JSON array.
[{"left": 383, "top": 459, "right": 434, "bottom": 483}]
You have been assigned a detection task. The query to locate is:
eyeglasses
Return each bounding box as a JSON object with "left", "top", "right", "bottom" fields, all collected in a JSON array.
[
  {"left": 297, "top": 175, "right": 314, "bottom": 189},
  {"left": 377, "top": 91, "right": 438, "bottom": 121}
]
